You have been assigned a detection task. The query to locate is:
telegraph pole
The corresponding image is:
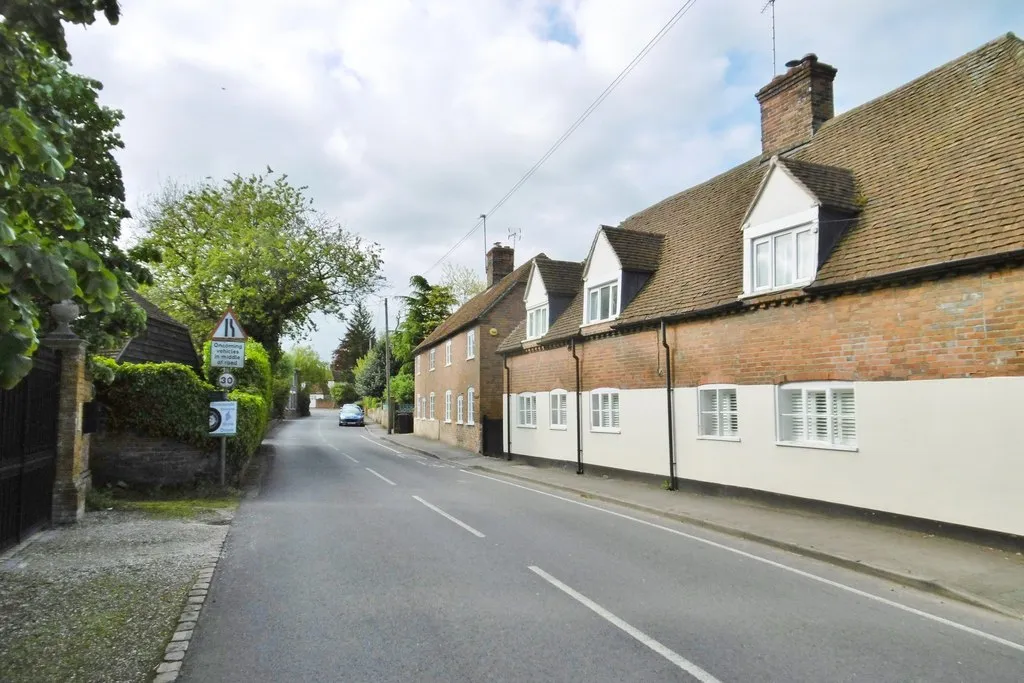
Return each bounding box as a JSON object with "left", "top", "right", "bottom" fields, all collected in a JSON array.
[{"left": 384, "top": 297, "right": 392, "bottom": 434}]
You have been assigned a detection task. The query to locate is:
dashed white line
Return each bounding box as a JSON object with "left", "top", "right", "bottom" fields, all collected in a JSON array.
[
  {"left": 529, "top": 566, "right": 721, "bottom": 683},
  {"left": 343, "top": 454, "right": 359, "bottom": 464},
  {"left": 412, "top": 496, "right": 485, "bottom": 538},
  {"left": 365, "top": 468, "right": 397, "bottom": 486},
  {"left": 359, "top": 435, "right": 405, "bottom": 455},
  {"left": 467, "top": 471, "right": 1024, "bottom": 654}
]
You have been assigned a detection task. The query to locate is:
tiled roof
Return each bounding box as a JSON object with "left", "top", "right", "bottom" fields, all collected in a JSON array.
[
  {"left": 601, "top": 226, "right": 664, "bottom": 272},
  {"left": 776, "top": 158, "right": 860, "bottom": 213},
  {"left": 415, "top": 255, "right": 541, "bottom": 352},
  {"left": 534, "top": 257, "right": 584, "bottom": 296},
  {"left": 497, "top": 319, "right": 527, "bottom": 353},
  {"left": 128, "top": 290, "right": 188, "bottom": 328},
  {"left": 501, "top": 32, "right": 1024, "bottom": 347}
]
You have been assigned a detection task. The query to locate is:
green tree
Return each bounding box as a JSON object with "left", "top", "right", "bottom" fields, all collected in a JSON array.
[
  {"left": 0, "top": 2, "right": 140, "bottom": 387},
  {"left": 389, "top": 372, "right": 414, "bottom": 404},
  {"left": 331, "top": 301, "right": 374, "bottom": 383},
  {"left": 286, "top": 345, "right": 332, "bottom": 394},
  {"left": 440, "top": 262, "right": 485, "bottom": 306},
  {"left": 135, "top": 172, "right": 384, "bottom": 361},
  {"left": 330, "top": 382, "right": 357, "bottom": 405},
  {"left": 352, "top": 339, "right": 386, "bottom": 399},
  {"left": 397, "top": 275, "right": 456, "bottom": 361}
]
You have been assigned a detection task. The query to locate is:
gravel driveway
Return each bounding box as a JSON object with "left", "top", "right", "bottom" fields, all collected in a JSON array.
[{"left": 0, "top": 508, "right": 230, "bottom": 683}]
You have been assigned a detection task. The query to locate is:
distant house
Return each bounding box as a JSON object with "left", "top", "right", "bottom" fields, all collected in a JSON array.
[
  {"left": 412, "top": 244, "right": 549, "bottom": 454},
  {"left": 498, "top": 34, "right": 1024, "bottom": 537},
  {"left": 105, "top": 291, "right": 202, "bottom": 371}
]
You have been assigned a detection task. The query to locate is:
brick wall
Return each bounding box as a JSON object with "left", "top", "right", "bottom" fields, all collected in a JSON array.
[
  {"left": 413, "top": 325, "right": 483, "bottom": 452},
  {"left": 756, "top": 55, "right": 836, "bottom": 155},
  {"left": 508, "top": 267, "right": 1024, "bottom": 389},
  {"left": 479, "top": 282, "right": 528, "bottom": 419},
  {"left": 90, "top": 433, "right": 216, "bottom": 487}
]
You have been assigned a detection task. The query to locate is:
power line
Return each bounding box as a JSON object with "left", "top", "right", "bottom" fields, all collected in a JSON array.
[{"left": 383, "top": 0, "right": 700, "bottom": 298}]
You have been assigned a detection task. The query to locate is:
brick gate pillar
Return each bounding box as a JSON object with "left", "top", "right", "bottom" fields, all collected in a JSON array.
[{"left": 43, "top": 300, "right": 92, "bottom": 524}]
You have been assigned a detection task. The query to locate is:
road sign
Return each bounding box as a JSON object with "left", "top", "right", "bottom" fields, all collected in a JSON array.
[
  {"left": 210, "top": 340, "right": 245, "bottom": 368},
  {"left": 211, "top": 309, "right": 248, "bottom": 341},
  {"left": 217, "top": 372, "right": 236, "bottom": 390},
  {"left": 209, "top": 400, "right": 238, "bottom": 436}
]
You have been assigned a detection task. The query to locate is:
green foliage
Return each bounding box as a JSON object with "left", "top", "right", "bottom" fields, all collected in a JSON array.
[
  {"left": 353, "top": 339, "right": 386, "bottom": 399},
  {"left": 271, "top": 377, "right": 292, "bottom": 419},
  {"left": 285, "top": 345, "right": 332, "bottom": 394},
  {"left": 361, "top": 396, "right": 380, "bottom": 411},
  {"left": 297, "top": 388, "right": 310, "bottom": 417},
  {"left": 440, "top": 262, "right": 485, "bottom": 306},
  {"left": 330, "top": 382, "right": 357, "bottom": 405},
  {"left": 2, "top": 0, "right": 122, "bottom": 62},
  {"left": 331, "top": 301, "right": 374, "bottom": 383},
  {"left": 136, "top": 171, "right": 384, "bottom": 361},
  {"left": 88, "top": 354, "right": 117, "bottom": 385},
  {"left": 226, "top": 390, "right": 268, "bottom": 469},
  {"left": 97, "top": 362, "right": 212, "bottom": 447},
  {"left": 202, "top": 340, "right": 273, "bottom": 414},
  {"left": 398, "top": 275, "right": 457, "bottom": 353},
  {"left": 390, "top": 371, "right": 414, "bottom": 404}
]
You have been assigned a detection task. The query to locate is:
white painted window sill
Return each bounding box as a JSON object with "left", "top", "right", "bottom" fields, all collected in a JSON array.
[
  {"left": 549, "top": 425, "right": 568, "bottom": 431},
  {"left": 444, "top": 419, "right": 451, "bottom": 424},
  {"left": 775, "top": 441, "right": 858, "bottom": 453},
  {"left": 582, "top": 318, "right": 617, "bottom": 328},
  {"left": 697, "top": 435, "right": 741, "bottom": 442},
  {"left": 738, "top": 283, "right": 811, "bottom": 300},
  {"left": 456, "top": 421, "right": 463, "bottom": 425},
  {"left": 466, "top": 356, "right": 475, "bottom": 361},
  {"left": 466, "top": 421, "right": 475, "bottom": 426},
  {"left": 590, "top": 427, "right": 621, "bottom": 434},
  {"left": 517, "top": 425, "right": 537, "bottom": 430}
]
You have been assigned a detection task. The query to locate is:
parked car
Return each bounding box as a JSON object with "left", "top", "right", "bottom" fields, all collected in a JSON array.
[{"left": 338, "top": 404, "right": 364, "bottom": 427}]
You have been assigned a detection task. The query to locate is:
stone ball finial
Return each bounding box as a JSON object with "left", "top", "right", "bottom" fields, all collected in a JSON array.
[{"left": 50, "top": 299, "right": 80, "bottom": 338}]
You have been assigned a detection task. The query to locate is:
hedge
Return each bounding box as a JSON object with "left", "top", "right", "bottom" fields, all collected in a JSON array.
[{"left": 226, "top": 389, "right": 268, "bottom": 468}]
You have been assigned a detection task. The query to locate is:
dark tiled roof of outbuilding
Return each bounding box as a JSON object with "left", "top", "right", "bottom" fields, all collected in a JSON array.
[
  {"left": 128, "top": 290, "right": 187, "bottom": 328},
  {"left": 776, "top": 158, "right": 860, "bottom": 213},
  {"left": 534, "top": 257, "right": 584, "bottom": 297},
  {"left": 616, "top": 32, "right": 1024, "bottom": 326},
  {"left": 415, "top": 255, "right": 542, "bottom": 352},
  {"left": 601, "top": 226, "right": 664, "bottom": 272}
]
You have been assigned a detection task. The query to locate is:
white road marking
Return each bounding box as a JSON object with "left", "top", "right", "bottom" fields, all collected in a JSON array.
[
  {"left": 359, "top": 435, "right": 405, "bottom": 455},
  {"left": 365, "top": 468, "right": 397, "bottom": 486},
  {"left": 344, "top": 454, "right": 359, "bottom": 464},
  {"left": 529, "top": 566, "right": 721, "bottom": 683},
  {"left": 412, "top": 495, "right": 486, "bottom": 538},
  {"left": 467, "top": 471, "right": 1024, "bottom": 654}
]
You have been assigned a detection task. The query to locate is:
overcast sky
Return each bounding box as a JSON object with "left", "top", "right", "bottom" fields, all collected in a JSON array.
[{"left": 66, "top": 0, "right": 1023, "bottom": 361}]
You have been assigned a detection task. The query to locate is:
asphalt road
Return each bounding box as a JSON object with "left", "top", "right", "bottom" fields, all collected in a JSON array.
[{"left": 181, "top": 411, "right": 1024, "bottom": 682}]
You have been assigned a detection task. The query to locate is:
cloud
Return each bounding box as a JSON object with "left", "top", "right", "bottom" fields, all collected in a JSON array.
[{"left": 65, "top": 0, "right": 1024, "bottom": 360}]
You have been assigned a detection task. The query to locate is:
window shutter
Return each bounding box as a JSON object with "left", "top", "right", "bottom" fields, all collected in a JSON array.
[
  {"left": 559, "top": 395, "right": 567, "bottom": 426},
  {"left": 832, "top": 389, "right": 856, "bottom": 446},
  {"left": 699, "top": 389, "right": 718, "bottom": 436},
  {"left": 610, "top": 393, "right": 619, "bottom": 429},
  {"left": 786, "top": 389, "right": 805, "bottom": 441},
  {"left": 722, "top": 389, "right": 738, "bottom": 437},
  {"left": 807, "top": 390, "right": 828, "bottom": 441}
]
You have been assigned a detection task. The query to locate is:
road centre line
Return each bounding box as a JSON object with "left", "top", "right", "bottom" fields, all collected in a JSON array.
[
  {"left": 529, "top": 566, "right": 721, "bottom": 683},
  {"left": 467, "top": 471, "right": 1024, "bottom": 654},
  {"left": 359, "top": 435, "right": 406, "bottom": 456},
  {"left": 344, "top": 454, "right": 359, "bottom": 464},
  {"left": 365, "top": 468, "right": 397, "bottom": 486},
  {"left": 412, "top": 496, "right": 486, "bottom": 538}
]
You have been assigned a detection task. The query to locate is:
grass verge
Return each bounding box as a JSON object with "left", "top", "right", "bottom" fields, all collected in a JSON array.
[{"left": 87, "top": 483, "right": 241, "bottom": 519}]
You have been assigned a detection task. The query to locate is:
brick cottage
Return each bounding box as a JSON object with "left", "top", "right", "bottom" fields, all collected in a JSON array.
[{"left": 497, "top": 34, "right": 1024, "bottom": 537}]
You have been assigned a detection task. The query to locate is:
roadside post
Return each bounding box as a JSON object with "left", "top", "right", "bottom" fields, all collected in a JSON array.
[{"left": 209, "top": 309, "right": 247, "bottom": 486}]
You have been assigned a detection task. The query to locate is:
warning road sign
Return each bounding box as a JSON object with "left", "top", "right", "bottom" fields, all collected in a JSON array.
[{"left": 211, "top": 309, "right": 248, "bottom": 340}]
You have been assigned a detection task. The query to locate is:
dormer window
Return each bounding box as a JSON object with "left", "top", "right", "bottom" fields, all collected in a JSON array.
[
  {"left": 586, "top": 281, "right": 618, "bottom": 324},
  {"left": 749, "top": 218, "right": 817, "bottom": 293},
  {"left": 526, "top": 305, "right": 548, "bottom": 340}
]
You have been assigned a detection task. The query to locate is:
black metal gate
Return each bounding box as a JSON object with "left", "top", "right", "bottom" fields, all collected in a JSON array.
[
  {"left": 0, "top": 348, "right": 60, "bottom": 552},
  {"left": 481, "top": 417, "right": 504, "bottom": 457}
]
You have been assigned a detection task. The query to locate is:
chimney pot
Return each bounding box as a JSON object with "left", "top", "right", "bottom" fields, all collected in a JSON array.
[
  {"left": 755, "top": 53, "right": 837, "bottom": 155},
  {"left": 485, "top": 243, "right": 514, "bottom": 288}
]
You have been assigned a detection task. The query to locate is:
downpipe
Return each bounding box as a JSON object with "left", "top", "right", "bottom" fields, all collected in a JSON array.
[
  {"left": 570, "top": 339, "right": 583, "bottom": 475},
  {"left": 504, "top": 355, "right": 512, "bottom": 460},
  {"left": 662, "top": 320, "right": 677, "bottom": 491}
]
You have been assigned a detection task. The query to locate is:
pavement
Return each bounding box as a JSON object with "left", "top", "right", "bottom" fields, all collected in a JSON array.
[
  {"left": 180, "top": 410, "right": 1024, "bottom": 682},
  {"left": 374, "top": 423, "right": 1024, "bottom": 621}
]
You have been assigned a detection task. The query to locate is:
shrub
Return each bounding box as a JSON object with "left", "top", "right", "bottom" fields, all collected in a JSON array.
[
  {"left": 330, "top": 382, "right": 357, "bottom": 405},
  {"left": 203, "top": 339, "right": 273, "bottom": 412},
  {"left": 226, "top": 390, "right": 268, "bottom": 468},
  {"left": 389, "top": 372, "right": 414, "bottom": 403},
  {"left": 97, "top": 362, "right": 212, "bottom": 448},
  {"left": 271, "top": 377, "right": 291, "bottom": 418},
  {"left": 297, "top": 388, "right": 310, "bottom": 417}
]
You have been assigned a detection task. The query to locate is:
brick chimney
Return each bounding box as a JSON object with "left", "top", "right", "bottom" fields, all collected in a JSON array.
[
  {"left": 755, "top": 53, "right": 837, "bottom": 155},
  {"left": 485, "top": 242, "right": 514, "bottom": 288}
]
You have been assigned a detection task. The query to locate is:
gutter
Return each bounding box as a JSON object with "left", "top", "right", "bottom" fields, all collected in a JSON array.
[
  {"left": 661, "top": 321, "right": 677, "bottom": 491},
  {"left": 504, "top": 354, "right": 512, "bottom": 460},
  {"left": 570, "top": 339, "right": 583, "bottom": 475}
]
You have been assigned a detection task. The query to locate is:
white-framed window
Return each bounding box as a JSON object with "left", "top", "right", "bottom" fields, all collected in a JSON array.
[
  {"left": 698, "top": 386, "right": 739, "bottom": 439},
  {"left": 777, "top": 383, "right": 856, "bottom": 449},
  {"left": 586, "top": 281, "right": 619, "bottom": 324},
  {"left": 526, "top": 306, "right": 549, "bottom": 339},
  {"left": 429, "top": 349, "right": 436, "bottom": 371},
  {"left": 467, "top": 387, "right": 475, "bottom": 425},
  {"left": 429, "top": 392, "right": 435, "bottom": 420},
  {"left": 466, "top": 329, "right": 476, "bottom": 359},
  {"left": 415, "top": 355, "right": 420, "bottom": 375},
  {"left": 456, "top": 394, "right": 464, "bottom": 424},
  {"left": 420, "top": 395, "right": 426, "bottom": 419},
  {"left": 743, "top": 210, "right": 819, "bottom": 296},
  {"left": 445, "top": 340, "right": 452, "bottom": 366},
  {"left": 549, "top": 390, "right": 567, "bottom": 429},
  {"left": 590, "top": 389, "right": 620, "bottom": 432},
  {"left": 517, "top": 393, "right": 537, "bottom": 428},
  {"left": 416, "top": 394, "right": 421, "bottom": 418},
  {"left": 444, "top": 390, "right": 452, "bottom": 423}
]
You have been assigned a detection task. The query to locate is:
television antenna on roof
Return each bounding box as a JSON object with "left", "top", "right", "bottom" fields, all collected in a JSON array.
[
  {"left": 761, "top": 0, "right": 778, "bottom": 76},
  {"left": 507, "top": 227, "right": 523, "bottom": 251}
]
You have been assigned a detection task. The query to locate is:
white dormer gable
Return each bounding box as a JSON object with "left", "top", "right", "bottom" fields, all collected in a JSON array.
[
  {"left": 524, "top": 261, "right": 549, "bottom": 340},
  {"left": 741, "top": 158, "right": 821, "bottom": 296},
  {"left": 581, "top": 230, "right": 622, "bottom": 326}
]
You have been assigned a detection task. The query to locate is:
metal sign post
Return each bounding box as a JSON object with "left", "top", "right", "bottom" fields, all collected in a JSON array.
[{"left": 209, "top": 309, "right": 248, "bottom": 487}]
